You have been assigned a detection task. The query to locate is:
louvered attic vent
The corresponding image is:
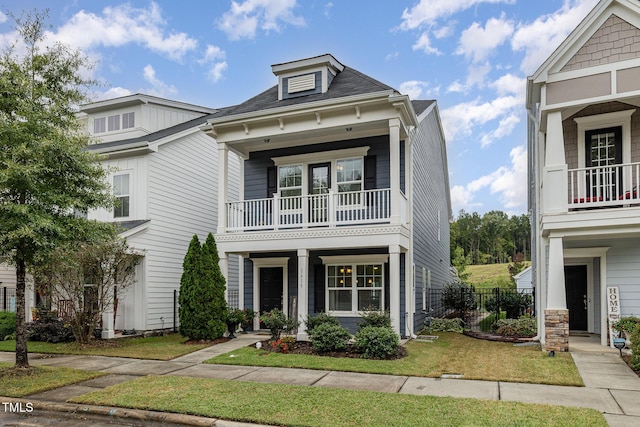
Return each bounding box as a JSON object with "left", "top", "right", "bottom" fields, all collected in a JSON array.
[{"left": 288, "top": 73, "right": 315, "bottom": 93}]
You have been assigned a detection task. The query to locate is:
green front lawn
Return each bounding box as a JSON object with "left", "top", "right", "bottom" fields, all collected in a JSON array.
[
  {"left": 0, "top": 334, "right": 209, "bottom": 360},
  {"left": 207, "top": 332, "right": 583, "bottom": 386},
  {"left": 70, "top": 375, "right": 606, "bottom": 427},
  {"left": 0, "top": 362, "right": 104, "bottom": 397}
]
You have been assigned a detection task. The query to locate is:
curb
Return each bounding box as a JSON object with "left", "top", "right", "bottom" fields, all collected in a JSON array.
[{"left": 1, "top": 397, "right": 271, "bottom": 427}]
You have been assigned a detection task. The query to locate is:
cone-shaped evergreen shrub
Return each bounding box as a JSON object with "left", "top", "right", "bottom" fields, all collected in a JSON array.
[
  {"left": 178, "top": 234, "right": 227, "bottom": 340},
  {"left": 201, "top": 233, "right": 227, "bottom": 338}
]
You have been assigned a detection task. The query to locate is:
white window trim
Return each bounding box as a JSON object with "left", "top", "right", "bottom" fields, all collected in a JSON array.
[
  {"left": 575, "top": 109, "right": 635, "bottom": 168},
  {"left": 336, "top": 157, "right": 364, "bottom": 208},
  {"left": 250, "top": 257, "right": 290, "bottom": 328},
  {"left": 113, "top": 171, "right": 132, "bottom": 220},
  {"left": 320, "top": 254, "right": 389, "bottom": 316},
  {"left": 277, "top": 164, "right": 303, "bottom": 198}
]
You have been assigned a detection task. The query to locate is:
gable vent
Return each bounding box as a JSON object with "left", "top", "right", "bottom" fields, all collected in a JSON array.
[{"left": 288, "top": 73, "right": 315, "bottom": 93}]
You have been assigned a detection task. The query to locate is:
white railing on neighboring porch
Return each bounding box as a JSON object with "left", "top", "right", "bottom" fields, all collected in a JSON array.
[
  {"left": 568, "top": 162, "right": 640, "bottom": 208},
  {"left": 226, "top": 188, "right": 392, "bottom": 232}
]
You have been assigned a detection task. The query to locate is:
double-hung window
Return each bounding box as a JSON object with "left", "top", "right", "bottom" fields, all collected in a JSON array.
[
  {"left": 278, "top": 164, "right": 303, "bottom": 197},
  {"left": 336, "top": 157, "right": 363, "bottom": 206},
  {"left": 107, "top": 115, "right": 120, "bottom": 132},
  {"left": 93, "top": 117, "right": 106, "bottom": 134},
  {"left": 113, "top": 174, "right": 130, "bottom": 218},
  {"left": 327, "top": 262, "right": 384, "bottom": 312}
]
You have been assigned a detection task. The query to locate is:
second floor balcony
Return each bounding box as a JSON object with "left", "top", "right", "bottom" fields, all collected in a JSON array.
[
  {"left": 224, "top": 188, "right": 407, "bottom": 232},
  {"left": 568, "top": 162, "right": 640, "bottom": 209}
]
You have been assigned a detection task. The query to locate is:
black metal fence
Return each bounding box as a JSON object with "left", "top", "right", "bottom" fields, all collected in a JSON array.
[
  {"left": 1, "top": 287, "right": 16, "bottom": 312},
  {"left": 424, "top": 287, "right": 535, "bottom": 332}
]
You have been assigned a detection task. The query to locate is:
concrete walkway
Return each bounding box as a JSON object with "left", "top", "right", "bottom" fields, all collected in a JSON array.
[{"left": 1, "top": 333, "right": 639, "bottom": 426}]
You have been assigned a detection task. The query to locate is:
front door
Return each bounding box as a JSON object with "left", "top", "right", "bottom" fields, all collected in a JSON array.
[
  {"left": 260, "top": 267, "right": 283, "bottom": 317},
  {"left": 309, "top": 163, "right": 330, "bottom": 224},
  {"left": 585, "top": 127, "right": 622, "bottom": 200},
  {"left": 565, "top": 265, "right": 588, "bottom": 331}
]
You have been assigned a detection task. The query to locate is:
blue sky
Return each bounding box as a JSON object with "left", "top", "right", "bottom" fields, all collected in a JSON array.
[{"left": 0, "top": 0, "right": 602, "bottom": 216}]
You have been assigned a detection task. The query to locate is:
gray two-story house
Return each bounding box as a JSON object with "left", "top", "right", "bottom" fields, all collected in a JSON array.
[{"left": 207, "top": 54, "right": 451, "bottom": 338}]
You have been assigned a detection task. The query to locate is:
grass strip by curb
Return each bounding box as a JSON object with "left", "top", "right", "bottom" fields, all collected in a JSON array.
[
  {"left": 0, "top": 362, "right": 105, "bottom": 397},
  {"left": 71, "top": 375, "right": 606, "bottom": 427}
]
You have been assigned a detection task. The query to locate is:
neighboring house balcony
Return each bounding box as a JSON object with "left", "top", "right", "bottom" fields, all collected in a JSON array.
[{"left": 225, "top": 188, "right": 405, "bottom": 232}]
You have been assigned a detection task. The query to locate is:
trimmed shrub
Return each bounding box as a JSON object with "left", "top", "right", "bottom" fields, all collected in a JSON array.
[
  {"left": 485, "top": 291, "right": 531, "bottom": 319},
  {"left": 630, "top": 326, "right": 640, "bottom": 371},
  {"left": 306, "top": 313, "right": 340, "bottom": 333},
  {"left": 310, "top": 322, "right": 351, "bottom": 353},
  {"left": 260, "top": 308, "right": 300, "bottom": 341},
  {"left": 26, "top": 312, "right": 74, "bottom": 343},
  {"left": 358, "top": 309, "right": 391, "bottom": 329},
  {"left": 354, "top": 326, "right": 399, "bottom": 359},
  {"left": 442, "top": 282, "right": 477, "bottom": 314},
  {"left": 0, "top": 312, "right": 16, "bottom": 340},
  {"left": 429, "top": 317, "right": 464, "bottom": 333},
  {"left": 493, "top": 316, "right": 537, "bottom": 337}
]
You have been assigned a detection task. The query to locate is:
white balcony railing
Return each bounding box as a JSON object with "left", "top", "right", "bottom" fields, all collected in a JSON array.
[
  {"left": 568, "top": 162, "right": 640, "bottom": 209},
  {"left": 225, "top": 188, "right": 392, "bottom": 232}
]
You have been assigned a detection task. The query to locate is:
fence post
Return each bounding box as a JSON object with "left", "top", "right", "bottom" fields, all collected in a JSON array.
[
  {"left": 173, "top": 289, "right": 177, "bottom": 333},
  {"left": 2, "top": 287, "right": 6, "bottom": 311}
]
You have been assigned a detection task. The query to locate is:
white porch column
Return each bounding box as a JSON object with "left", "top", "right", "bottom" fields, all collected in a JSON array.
[
  {"left": 389, "top": 245, "right": 401, "bottom": 334},
  {"left": 389, "top": 119, "right": 401, "bottom": 224},
  {"left": 217, "top": 143, "right": 229, "bottom": 234},
  {"left": 547, "top": 237, "right": 566, "bottom": 309},
  {"left": 543, "top": 111, "right": 568, "bottom": 213},
  {"left": 297, "top": 248, "right": 309, "bottom": 341},
  {"left": 101, "top": 287, "right": 115, "bottom": 339},
  {"left": 219, "top": 252, "right": 229, "bottom": 303}
]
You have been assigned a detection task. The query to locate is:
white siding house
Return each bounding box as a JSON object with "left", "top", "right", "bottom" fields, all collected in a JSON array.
[
  {"left": 84, "top": 94, "right": 240, "bottom": 337},
  {"left": 527, "top": 0, "right": 640, "bottom": 350}
]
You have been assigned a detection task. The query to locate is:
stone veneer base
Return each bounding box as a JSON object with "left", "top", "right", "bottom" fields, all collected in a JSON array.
[{"left": 544, "top": 309, "right": 569, "bottom": 352}]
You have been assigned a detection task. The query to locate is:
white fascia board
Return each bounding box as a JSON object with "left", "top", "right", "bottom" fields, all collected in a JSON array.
[{"left": 207, "top": 91, "right": 395, "bottom": 128}]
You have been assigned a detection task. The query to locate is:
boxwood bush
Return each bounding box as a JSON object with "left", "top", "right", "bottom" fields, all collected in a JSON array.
[
  {"left": 354, "top": 326, "right": 399, "bottom": 359},
  {"left": 306, "top": 313, "right": 341, "bottom": 333},
  {"left": 631, "top": 326, "right": 640, "bottom": 371},
  {"left": 0, "top": 312, "right": 16, "bottom": 340},
  {"left": 429, "top": 317, "right": 464, "bottom": 333},
  {"left": 309, "top": 322, "right": 351, "bottom": 353},
  {"left": 358, "top": 309, "right": 391, "bottom": 329}
]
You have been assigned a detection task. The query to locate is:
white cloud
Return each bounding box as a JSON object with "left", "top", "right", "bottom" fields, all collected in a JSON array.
[
  {"left": 440, "top": 95, "right": 520, "bottom": 142},
  {"left": 489, "top": 73, "right": 525, "bottom": 96},
  {"left": 92, "top": 87, "right": 133, "bottom": 101},
  {"left": 324, "top": 2, "right": 333, "bottom": 18},
  {"left": 142, "top": 64, "right": 177, "bottom": 96},
  {"left": 479, "top": 113, "right": 520, "bottom": 147},
  {"left": 399, "top": 80, "right": 439, "bottom": 100},
  {"left": 412, "top": 32, "right": 442, "bottom": 55},
  {"left": 400, "top": 0, "right": 515, "bottom": 30},
  {"left": 385, "top": 51, "right": 399, "bottom": 61},
  {"left": 433, "top": 23, "right": 455, "bottom": 39},
  {"left": 218, "top": 0, "right": 305, "bottom": 41},
  {"left": 455, "top": 14, "right": 514, "bottom": 63},
  {"left": 199, "top": 45, "right": 228, "bottom": 83},
  {"left": 511, "top": 0, "right": 599, "bottom": 74},
  {"left": 51, "top": 2, "right": 197, "bottom": 61},
  {"left": 451, "top": 145, "right": 527, "bottom": 212},
  {"left": 0, "top": 11, "right": 7, "bottom": 24}
]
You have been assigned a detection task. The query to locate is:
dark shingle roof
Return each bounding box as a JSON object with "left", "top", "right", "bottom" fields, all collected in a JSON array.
[
  {"left": 411, "top": 100, "right": 436, "bottom": 116},
  {"left": 217, "top": 67, "right": 397, "bottom": 118}
]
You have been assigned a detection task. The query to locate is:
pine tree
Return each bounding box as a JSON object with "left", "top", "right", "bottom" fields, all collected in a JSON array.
[{"left": 201, "top": 233, "right": 227, "bottom": 338}]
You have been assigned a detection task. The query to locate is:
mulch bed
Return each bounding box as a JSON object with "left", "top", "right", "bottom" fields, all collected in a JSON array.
[
  {"left": 464, "top": 330, "right": 537, "bottom": 343},
  {"left": 622, "top": 355, "right": 640, "bottom": 378},
  {"left": 254, "top": 339, "right": 407, "bottom": 360}
]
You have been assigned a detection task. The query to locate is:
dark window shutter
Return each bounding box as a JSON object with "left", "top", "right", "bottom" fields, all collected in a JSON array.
[
  {"left": 267, "top": 166, "right": 277, "bottom": 197},
  {"left": 364, "top": 155, "right": 376, "bottom": 190}
]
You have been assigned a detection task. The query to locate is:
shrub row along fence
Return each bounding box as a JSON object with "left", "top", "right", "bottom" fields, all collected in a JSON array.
[{"left": 423, "top": 287, "right": 535, "bottom": 332}]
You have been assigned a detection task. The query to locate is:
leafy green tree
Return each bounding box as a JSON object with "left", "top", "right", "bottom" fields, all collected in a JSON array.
[
  {"left": 0, "top": 11, "right": 113, "bottom": 368},
  {"left": 178, "top": 234, "right": 227, "bottom": 340},
  {"left": 31, "top": 236, "right": 140, "bottom": 344},
  {"left": 452, "top": 246, "right": 471, "bottom": 282}
]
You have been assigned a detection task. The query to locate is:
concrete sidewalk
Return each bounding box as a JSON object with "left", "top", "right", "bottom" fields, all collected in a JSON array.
[{"left": 1, "top": 334, "right": 640, "bottom": 426}]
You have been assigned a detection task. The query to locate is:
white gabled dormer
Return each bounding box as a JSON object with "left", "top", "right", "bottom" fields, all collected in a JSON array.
[{"left": 271, "top": 54, "right": 345, "bottom": 101}]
